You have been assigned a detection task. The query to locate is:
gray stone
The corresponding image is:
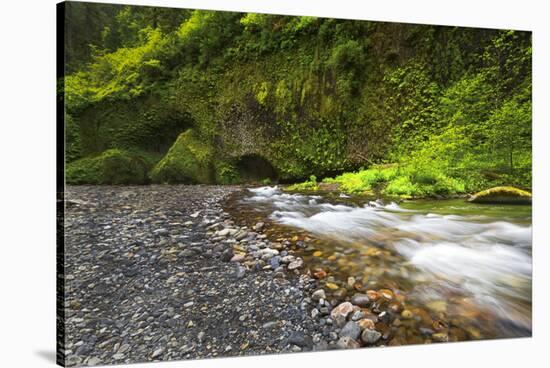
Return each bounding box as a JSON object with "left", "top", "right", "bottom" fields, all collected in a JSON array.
[
  {"left": 336, "top": 336, "right": 360, "bottom": 349},
  {"left": 151, "top": 347, "right": 164, "bottom": 358},
  {"left": 287, "top": 331, "right": 313, "bottom": 349},
  {"left": 254, "top": 222, "right": 265, "bottom": 231},
  {"left": 220, "top": 248, "right": 234, "bottom": 262},
  {"left": 361, "top": 329, "right": 382, "bottom": 344},
  {"left": 287, "top": 258, "right": 304, "bottom": 270},
  {"left": 153, "top": 228, "right": 169, "bottom": 236},
  {"left": 351, "top": 293, "right": 370, "bottom": 307},
  {"left": 339, "top": 321, "right": 361, "bottom": 340},
  {"left": 311, "top": 289, "right": 326, "bottom": 301}
]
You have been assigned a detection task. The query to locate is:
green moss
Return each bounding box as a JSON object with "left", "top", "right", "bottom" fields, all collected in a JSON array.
[
  {"left": 469, "top": 186, "right": 532, "bottom": 204},
  {"left": 66, "top": 149, "right": 154, "bottom": 184},
  {"left": 150, "top": 129, "right": 214, "bottom": 183}
]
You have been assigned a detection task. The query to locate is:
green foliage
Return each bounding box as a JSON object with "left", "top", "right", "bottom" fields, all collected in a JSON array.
[
  {"left": 62, "top": 5, "right": 531, "bottom": 191},
  {"left": 286, "top": 175, "right": 319, "bottom": 191},
  {"left": 65, "top": 27, "right": 169, "bottom": 112},
  {"left": 324, "top": 166, "right": 397, "bottom": 193},
  {"left": 150, "top": 129, "right": 214, "bottom": 183},
  {"left": 66, "top": 149, "right": 154, "bottom": 184},
  {"left": 214, "top": 161, "right": 241, "bottom": 184},
  {"left": 65, "top": 113, "right": 82, "bottom": 163}
]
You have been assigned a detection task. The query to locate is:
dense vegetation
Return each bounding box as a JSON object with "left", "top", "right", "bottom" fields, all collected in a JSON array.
[{"left": 62, "top": 2, "right": 532, "bottom": 196}]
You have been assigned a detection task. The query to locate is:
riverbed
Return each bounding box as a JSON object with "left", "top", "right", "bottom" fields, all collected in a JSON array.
[{"left": 224, "top": 186, "right": 532, "bottom": 343}]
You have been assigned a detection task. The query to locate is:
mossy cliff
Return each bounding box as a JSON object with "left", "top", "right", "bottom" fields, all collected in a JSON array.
[{"left": 63, "top": 4, "right": 532, "bottom": 191}]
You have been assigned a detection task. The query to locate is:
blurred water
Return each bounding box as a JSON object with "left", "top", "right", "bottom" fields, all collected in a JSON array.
[{"left": 238, "top": 186, "right": 532, "bottom": 337}]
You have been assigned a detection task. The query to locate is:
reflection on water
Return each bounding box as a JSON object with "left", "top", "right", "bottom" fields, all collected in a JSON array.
[{"left": 226, "top": 186, "right": 532, "bottom": 341}]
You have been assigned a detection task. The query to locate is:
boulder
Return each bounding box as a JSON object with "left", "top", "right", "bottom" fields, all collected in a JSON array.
[{"left": 468, "top": 186, "right": 531, "bottom": 204}]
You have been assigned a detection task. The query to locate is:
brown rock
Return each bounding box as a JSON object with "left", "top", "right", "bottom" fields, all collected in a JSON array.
[
  {"left": 330, "top": 302, "right": 354, "bottom": 320},
  {"left": 357, "top": 318, "right": 376, "bottom": 331},
  {"left": 366, "top": 290, "right": 380, "bottom": 301}
]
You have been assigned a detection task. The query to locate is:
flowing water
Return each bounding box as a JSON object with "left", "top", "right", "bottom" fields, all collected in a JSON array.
[{"left": 225, "top": 186, "right": 532, "bottom": 343}]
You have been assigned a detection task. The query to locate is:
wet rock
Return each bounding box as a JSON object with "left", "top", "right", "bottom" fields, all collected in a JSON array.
[
  {"left": 366, "top": 290, "right": 380, "bottom": 301},
  {"left": 312, "top": 289, "right": 326, "bottom": 301},
  {"left": 361, "top": 329, "right": 382, "bottom": 344},
  {"left": 336, "top": 336, "right": 360, "bottom": 349},
  {"left": 332, "top": 288, "right": 347, "bottom": 301},
  {"left": 351, "top": 293, "right": 370, "bottom": 307},
  {"left": 254, "top": 222, "right": 265, "bottom": 231},
  {"left": 357, "top": 318, "right": 375, "bottom": 331},
  {"left": 401, "top": 309, "right": 413, "bottom": 319},
  {"left": 269, "top": 256, "right": 281, "bottom": 269},
  {"left": 379, "top": 289, "right": 394, "bottom": 300},
  {"left": 350, "top": 310, "right": 366, "bottom": 321},
  {"left": 330, "top": 301, "right": 354, "bottom": 326},
  {"left": 288, "top": 258, "right": 304, "bottom": 270},
  {"left": 313, "top": 268, "right": 327, "bottom": 279},
  {"left": 339, "top": 321, "right": 361, "bottom": 340},
  {"left": 311, "top": 308, "right": 320, "bottom": 318},
  {"left": 388, "top": 301, "right": 403, "bottom": 313},
  {"left": 432, "top": 332, "right": 449, "bottom": 342}
]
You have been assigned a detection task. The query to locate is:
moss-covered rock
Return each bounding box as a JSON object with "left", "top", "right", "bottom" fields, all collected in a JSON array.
[
  {"left": 66, "top": 149, "right": 154, "bottom": 185},
  {"left": 468, "top": 186, "right": 532, "bottom": 204},
  {"left": 150, "top": 129, "right": 214, "bottom": 183}
]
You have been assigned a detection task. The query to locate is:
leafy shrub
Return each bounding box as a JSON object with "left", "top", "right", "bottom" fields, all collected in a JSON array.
[
  {"left": 215, "top": 161, "right": 241, "bottom": 184},
  {"left": 286, "top": 175, "right": 318, "bottom": 191}
]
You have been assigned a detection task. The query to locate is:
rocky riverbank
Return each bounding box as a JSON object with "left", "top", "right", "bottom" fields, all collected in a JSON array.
[
  {"left": 63, "top": 184, "right": 450, "bottom": 367},
  {"left": 62, "top": 185, "right": 324, "bottom": 366}
]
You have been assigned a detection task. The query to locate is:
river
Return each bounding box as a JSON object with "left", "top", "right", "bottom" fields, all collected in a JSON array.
[{"left": 225, "top": 186, "right": 532, "bottom": 344}]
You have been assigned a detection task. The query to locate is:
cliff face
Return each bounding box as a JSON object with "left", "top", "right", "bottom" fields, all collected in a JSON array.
[{"left": 64, "top": 7, "right": 531, "bottom": 186}]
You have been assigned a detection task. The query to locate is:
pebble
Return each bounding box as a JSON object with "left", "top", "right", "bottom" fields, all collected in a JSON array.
[
  {"left": 218, "top": 228, "right": 231, "bottom": 237},
  {"left": 220, "top": 248, "right": 234, "bottom": 262},
  {"left": 361, "top": 329, "right": 382, "bottom": 344},
  {"left": 339, "top": 321, "right": 361, "bottom": 340},
  {"left": 351, "top": 293, "right": 370, "bottom": 307},
  {"left": 311, "top": 289, "right": 326, "bottom": 301},
  {"left": 153, "top": 228, "right": 169, "bottom": 236},
  {"left": 287, "top": 258, "right": 304, "bottom": 270},
  {"left": 87, "top": 357, "right": 101, "bottom": 366},
  {"left": 254, "top": 222, "right": 264, "bottom": 231},
  {"left": 336, "top": 336, "right": 360, "bottom": 349},
  {"left": 151, "top": 348, "right": 164, "bottom": 358},
  {"left": 230, "top": 254, "right": 245, "bottom": 262},
  {"left": 357, "top": 318, "right": 376, "bottom": 330},
  {"left": 330, "top": 302, "right": 354, "bottom": 319},
  {"left": 432, "top": 332, "right": 449, "bottom": 342},
  {"left": 287, "top": 331, "right": 313, "bottom": 349}
]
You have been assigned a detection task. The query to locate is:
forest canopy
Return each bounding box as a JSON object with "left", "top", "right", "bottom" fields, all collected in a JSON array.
[{"left": 62, "top": 2, "right": 532, "bottom": 196}]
